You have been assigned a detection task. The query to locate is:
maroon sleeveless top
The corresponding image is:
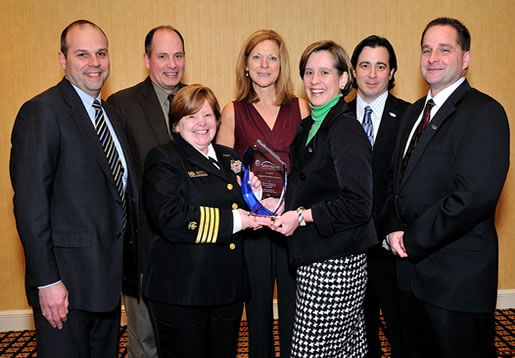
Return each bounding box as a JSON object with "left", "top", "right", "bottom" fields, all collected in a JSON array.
[{"left": 233, "top": 98, "right": 301, "bottom": 171}]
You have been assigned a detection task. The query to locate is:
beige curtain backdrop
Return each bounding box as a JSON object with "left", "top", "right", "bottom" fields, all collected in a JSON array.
[{"left": 1, "top": 0, "right": 514, "bottom": 310}]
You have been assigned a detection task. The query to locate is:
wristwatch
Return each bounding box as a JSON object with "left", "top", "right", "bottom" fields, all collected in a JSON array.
[{"left": 296, "top": 207, "right": 306, "bottom": 226}]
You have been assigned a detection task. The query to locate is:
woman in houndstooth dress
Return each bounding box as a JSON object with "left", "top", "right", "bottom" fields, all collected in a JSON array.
[{"left": 271, "top": 40, "right": 376, "bottom": 357}]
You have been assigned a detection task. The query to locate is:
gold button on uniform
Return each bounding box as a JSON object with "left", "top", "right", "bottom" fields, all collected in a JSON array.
[
  {"left": 227, "top": 183, "right": 233, "bottom": 190},
  {"left": 232, "top": 203, "right": 238, "bottom": 210},
  {"left": 229, "top": 243, "right": 236, "bottom": 250}
]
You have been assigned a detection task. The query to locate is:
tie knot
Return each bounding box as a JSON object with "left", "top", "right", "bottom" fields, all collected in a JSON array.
[
  {"left": 425, "top": 99, "right": 435, "bottom": 110},
  {"left": 92, "top": 100, "right": 102, "bottom": 110},
  {"left": 168, "top": 94, "right": 174, "bottom": 104},
  {"left": 363, "top": 106, "right": 373, "bottom": 125}
]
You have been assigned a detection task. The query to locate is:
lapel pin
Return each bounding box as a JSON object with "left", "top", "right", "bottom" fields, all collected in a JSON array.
[
  {"left": 231, "top": 160, "right": 242, "bottom": 174},
  {"left": 389, "top": 112, "right": 396, "bottom": 117},
  {"left": 431, "top": 124, "right": 437, "bottom": 130}
]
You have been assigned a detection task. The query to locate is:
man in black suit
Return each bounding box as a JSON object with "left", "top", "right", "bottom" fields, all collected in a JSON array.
[
  {"left": 349, "top": 35, "right": 409, "bottom": 358},
  {"left": 107, "top": 25, "right": 186, "bottom": 358},
  {"left": 10, "top": 20, "right": 138, "bottom": 357},
  {"left": 384, "top": 17, "right": 509, "bottom": 358}
]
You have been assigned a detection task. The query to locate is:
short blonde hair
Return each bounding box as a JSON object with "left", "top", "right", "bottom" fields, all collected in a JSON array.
[
  {"left": 235, "top": 30, "right": 295, "bottom": 105},
  {"left": 170, "top": 85, "right": 221, "bottom": 132}
]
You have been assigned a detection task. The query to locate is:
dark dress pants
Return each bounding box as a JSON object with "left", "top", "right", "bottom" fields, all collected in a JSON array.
[
  {"left": 147, "top": 299, "right": 243, "bottom": 358},
  {"left": 364, "top": 247, "right": 402, "bottom": 358},
  {"left": 243, "top": 229, "right": 296, "bottom": 358},
  {"left": 398, "top": 290, "right": 496, "bottom": 358},
  {"left": 33, "top": 305, "right": 121, "bottom": 358}
]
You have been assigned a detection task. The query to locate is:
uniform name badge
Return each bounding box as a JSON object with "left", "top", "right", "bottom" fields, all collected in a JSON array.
[{"left": 241, "top": 139, "right": 287, "bottom": 216}]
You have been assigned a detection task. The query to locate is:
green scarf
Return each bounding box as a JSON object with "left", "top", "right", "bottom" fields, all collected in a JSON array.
[{"left": 306, "top": 94, "right": 342, "bottom": 145}]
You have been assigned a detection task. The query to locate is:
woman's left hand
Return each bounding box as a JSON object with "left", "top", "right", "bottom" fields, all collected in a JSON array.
[{"left": 271, "top": 210, "right": 299, "bottom": 236}]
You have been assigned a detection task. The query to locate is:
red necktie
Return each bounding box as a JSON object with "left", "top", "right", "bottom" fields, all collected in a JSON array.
[{"left": 400, "top": 99, "right": 435, "bottom": 179}]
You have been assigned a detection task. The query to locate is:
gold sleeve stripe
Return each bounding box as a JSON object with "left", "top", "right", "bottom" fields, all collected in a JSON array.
[
  {"left": 200, "top": 207, "right": 210, "bottom": 243},
  {"left": 212, "top": 209, "right": 219, "bottom": 243},
  {"left": 206, "top": 207, "right": 215, "bottom": 243},
  {"left": 196, "top": 206, "right": 220, "bottom": 244},
  {"left": 195, "top": 206, "right": 206, "bottom": 243}
]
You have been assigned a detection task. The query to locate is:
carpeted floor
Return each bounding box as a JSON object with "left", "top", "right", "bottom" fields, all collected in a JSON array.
[{"left": 1, "top": 309, "right": 515, "bottom": 357}]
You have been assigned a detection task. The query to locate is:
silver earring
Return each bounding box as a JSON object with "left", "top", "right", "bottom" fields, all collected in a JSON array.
[{"left": 246, "top": 71, "right": 249, "bottom": 77}]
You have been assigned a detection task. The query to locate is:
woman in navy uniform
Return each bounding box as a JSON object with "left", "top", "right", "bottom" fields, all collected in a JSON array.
[{"left": 142, "top": 85, "right": 265, "bottom": 358}]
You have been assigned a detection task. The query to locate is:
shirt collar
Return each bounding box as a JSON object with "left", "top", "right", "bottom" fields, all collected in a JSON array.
[
  {"left": 192, "top": 143, "right": 218, "bottom": 162},
  {"left": 356, "top": 90, "right": 388, "bottom": 122},
  {"left": 427, "top": 77, "right": 466, "bottom": 109},
  {"left": 69, "top": 81, "right": 101, "bottom": 108},
  {"left": 151, "top": 81, "right": 171, "bottom": 106}
]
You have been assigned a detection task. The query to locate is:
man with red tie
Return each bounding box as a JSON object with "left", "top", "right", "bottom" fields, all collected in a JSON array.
[{"left": 384, "top": 17, "right": 509, "bottom": 358}]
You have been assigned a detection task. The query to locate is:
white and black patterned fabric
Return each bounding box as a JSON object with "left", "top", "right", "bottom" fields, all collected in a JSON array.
[{"left": 291, "top": 254, "right": 368, "bottom": 358}]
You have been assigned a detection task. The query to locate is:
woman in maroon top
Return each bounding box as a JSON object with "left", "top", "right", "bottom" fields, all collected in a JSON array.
[{"left": 216, "top": 30, "right": 310, "bottom": 358}]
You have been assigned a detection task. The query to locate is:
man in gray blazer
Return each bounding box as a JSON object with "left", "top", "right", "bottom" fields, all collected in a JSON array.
[
  {"left": 107, "top": 25, "right": 186, "bottom": 358},
  {"left": 10, "top": 20, "right": 138, "bottom": 357}
]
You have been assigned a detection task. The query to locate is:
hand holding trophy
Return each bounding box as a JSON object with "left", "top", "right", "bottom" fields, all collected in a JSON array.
[{"left": 241, "top": 139, "right": 287, "bottom": 217}]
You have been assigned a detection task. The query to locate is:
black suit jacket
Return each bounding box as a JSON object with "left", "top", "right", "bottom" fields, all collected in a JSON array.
[
  {"left": 107, "top": 77, "right": 186, "bottom": 288},
  {"left": 383, "top": 80, "right": 509, "bottom": 312},
  {"left": 285, "top": 97, "right": 376, "bottom": 266},
  {"left": 349, "top": 94, "right": 410, "bottom": 241},
  {"left": 10, "top": 78, "right": 139, "bottom": 312},
  {"left": 142, "top": 135, "right": 248, "bottom": 306}
]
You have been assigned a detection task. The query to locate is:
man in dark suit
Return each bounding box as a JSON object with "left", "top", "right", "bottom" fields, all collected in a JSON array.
[
  {"left": 10, "top": 20, "right": 138, "bottom": 357},
  {"left": 107, "top": 25, "right": 186, "bottom": 358},
  {"left": 349, "top": 35, "right": 409, "bottom": 358},
  {"left": 384, "top": 17, "right": 509, "bottom": 358}
]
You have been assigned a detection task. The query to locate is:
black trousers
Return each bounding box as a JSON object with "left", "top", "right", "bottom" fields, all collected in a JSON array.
[
  {"left": 243, "top": 230, "right": 297, "bottom": 358},
  {"left": 364, "top": 247, "right": 402, "bottom": 358},
  {"left": 147, "top": 299, "right": 243, "bottom": 358},
  {"left": 398, "top": 290, "right": 496, "bottom": 358},
  {"left": 33, "top": 305, "right": 121, "bottom": 358}
]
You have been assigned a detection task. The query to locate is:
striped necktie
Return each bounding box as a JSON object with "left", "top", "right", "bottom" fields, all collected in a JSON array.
[
  {"left": 400, "top": 99, "right": 435, "bottom": 179},
  {"left": 362, "top": 106, "right": 374, "bottom": 147},
  {"left": 93, "top": 100, "right": 127, "bottom": 231}
]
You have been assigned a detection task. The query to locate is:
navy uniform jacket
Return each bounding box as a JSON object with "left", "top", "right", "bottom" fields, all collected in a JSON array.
[
  {"left": 142, "top": 135, "right": 248, "bottom": 305},
  {"left": 285, "top": 97, "right": 376, "bottom": 266}
]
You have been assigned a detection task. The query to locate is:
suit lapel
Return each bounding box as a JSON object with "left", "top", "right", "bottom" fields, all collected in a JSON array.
[
  {"left": 58, "top": 79, "right": 117, "bottom": 188},
  {"left": 140, "top": 77, "right": 171, "bottom": 145},
  {"left": 372, "top": 95, "right": 400, "bottom": 169},
  {"left": 395, "top": 100, "right": 424, "bottom": 189},
  {"left": 400, "top": 81, "right": 471, "bottom": 187}
]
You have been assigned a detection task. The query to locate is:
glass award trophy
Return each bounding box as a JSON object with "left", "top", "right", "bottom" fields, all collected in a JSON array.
[{"left": 241, "top": 139, "right": 287, "bottom": 216}]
